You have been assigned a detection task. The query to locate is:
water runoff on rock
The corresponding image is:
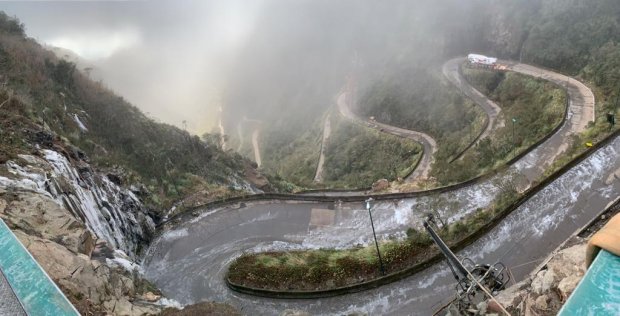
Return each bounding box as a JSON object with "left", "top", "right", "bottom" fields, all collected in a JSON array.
[{"left": 0, "top": 149, "right": 155, "bottom": 258}]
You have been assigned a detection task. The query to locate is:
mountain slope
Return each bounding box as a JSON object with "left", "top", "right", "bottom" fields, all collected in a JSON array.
[{"left": 0, "top": 12, "right": 268, "bottom": 213}]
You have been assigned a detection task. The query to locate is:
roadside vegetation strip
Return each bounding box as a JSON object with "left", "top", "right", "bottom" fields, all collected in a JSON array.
[{"left": 225, "top": 128, "right": 620, "bottom": 298}]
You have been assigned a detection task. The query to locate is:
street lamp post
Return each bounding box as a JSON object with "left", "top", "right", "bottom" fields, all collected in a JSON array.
[
  {"left": 365, "top": 198, "right": 385, "bottom": 275},
  {"left": 511, "top": 117, "right": 517, "bottom": 151}
]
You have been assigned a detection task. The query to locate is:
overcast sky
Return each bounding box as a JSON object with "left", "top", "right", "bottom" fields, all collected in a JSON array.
[{"left": 1, "top": 0, "right": 264, "bottom": 134}]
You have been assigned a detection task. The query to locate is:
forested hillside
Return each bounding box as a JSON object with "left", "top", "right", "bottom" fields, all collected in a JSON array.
[
  {"left": 354, "top": 0, "right": 620, "bottom": 184},
  {"left": 473, "top": 0, "right": 620, "bottom": 176},
  {"left": 0, "top": 12, "right": 266, "bottom": 211}
]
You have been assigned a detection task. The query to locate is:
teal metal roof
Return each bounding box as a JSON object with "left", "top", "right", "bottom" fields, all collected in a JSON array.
[
  {"left": 559, "top": 249, "right": 620, "bottom": 315},
  {"left": 0, "top": 219, "right": 80, "bottom": 316}
]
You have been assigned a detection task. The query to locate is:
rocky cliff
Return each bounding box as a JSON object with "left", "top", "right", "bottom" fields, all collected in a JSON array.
[{"left": 0, "top": 142, "right": 165, "bottom": 315}]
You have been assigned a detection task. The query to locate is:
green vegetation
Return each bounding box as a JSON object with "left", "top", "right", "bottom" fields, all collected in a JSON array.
[
  {"left": 0, "top": 13, "right": 254, "bottom": 210},
  {"left": 430, "top": 68, "right": 566, "bottom": 185},
  {"left": 228, "top": 234, "right": 433, "bottom": 291},
  {"left": 258, "top": 111, "right": 422, "bottom": 189},
  {"left": 357, "top": 64, "right": 566, "bottom": 186},
  {"left": 219, "top": 0, "right": 620, "bottom": 191},
  {"left": 519, "top": 1, "right": 620, "bottom": 175},
  {"left": 229, "top": 0, "right": 620, "bottom": 293},
  {"left": 482, "top": 0, "right": 620, "bottom": 168},
  {"left": 322, "top": 115, "right": 422, "bottom": 188},
  {"left": 359, "top": 67, "right": 486, "bottom": 164},
  {"left": 259, "top": 117, "right": 322, "bottom": 188},
  {"left": 227, "top": 185, "right": 519, "bottom": 291}
]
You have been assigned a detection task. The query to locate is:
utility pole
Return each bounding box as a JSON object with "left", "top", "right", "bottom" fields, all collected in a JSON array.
[{"left": 365, "top": 198, "right": 385, "bottom": 275}]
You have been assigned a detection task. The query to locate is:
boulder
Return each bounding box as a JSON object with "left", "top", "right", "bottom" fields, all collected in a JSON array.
[
  {"left": 532, "top": 269, "right": 556, "bottom": 295},
  {"left": 549, "top": 243, "right": 586, "bottom": 277},
  {"left": 541, "top": 269, "right": 557, "bottom": 293},
  {"left": 112, "top": 298, "right": 135, "bottom": 316},
  {"left": 141, "top": 291, "right": 161, "bottom": 302},
  {"left": 534, "top": 294, "right": 548, "bottom": 310},
  {"left": 476, "top": 301, "right": 488, "bottom": 315},
  {"left": 493, "top": 278, "right": 529, "bottom": 309},
  {"left": 371, "top": 179, "right": 389, "bottom": 192},
  {"left": 531, "top": 270, "right": 545, "bottom": 295},
  {"left": 557, "top": 275, "right": 582, "bottom": 300},
  {"left": 78, "top": 230, "right": 96, "bottom": 257}
]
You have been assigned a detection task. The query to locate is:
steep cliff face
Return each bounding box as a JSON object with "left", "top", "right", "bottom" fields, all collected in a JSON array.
[
  {"left": 1, "top": 148, "right": 155, "bottom": 257},
  {"left": 0, "top": 144, "right": 164, "bottom": 315}
]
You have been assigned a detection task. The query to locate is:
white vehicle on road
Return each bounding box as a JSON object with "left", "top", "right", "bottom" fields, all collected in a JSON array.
[{"left": 468, "top": 53, "right": 497, "bottom": 66}]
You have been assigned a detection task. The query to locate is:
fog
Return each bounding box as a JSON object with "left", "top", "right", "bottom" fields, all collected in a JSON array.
[
  {"left": 1, "top": 0, "right": 517, "bottom": 136},
  {"left": 2, "top": 0, "right": 263, "bottom": 134}
]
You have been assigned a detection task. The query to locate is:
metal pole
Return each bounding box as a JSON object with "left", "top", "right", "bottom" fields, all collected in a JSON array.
[
  {"left": 512, "top": 118, "right": 515, "bottom": 151},
  {"left": 366, "top": 198, "right": 385, "bottom": 275}
]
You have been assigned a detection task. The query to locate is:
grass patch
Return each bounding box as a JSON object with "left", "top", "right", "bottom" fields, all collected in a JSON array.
[
  {"left": 228, "top": 240, "right": 432, "bottom": 290},
  {"left": 260, "top": 117, "right": 323, "bottom": 188},
  {"left": 259, "top": 111, "right": 422, "bottom": 190},
  {"left": 227, "top": 187, "right": 519, "bottom": 291},
  {"left": 321, "top": 114, "right": 423, "bottom": 188}
]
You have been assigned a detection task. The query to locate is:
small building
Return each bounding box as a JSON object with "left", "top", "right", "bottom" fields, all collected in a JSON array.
[{"left": 467, "top": 54, "right": 497, "bottom": 66}]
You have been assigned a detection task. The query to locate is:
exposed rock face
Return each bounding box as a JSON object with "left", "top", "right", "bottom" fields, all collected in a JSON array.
[
  {"left": 0, "top": 192, "right": 161, "bottom": 315},
  {"left": 0, "top": 149, "right": 162, "bottom": 315},
  {"left": 141, "top": 292, "right": 161, "bottom": 302},
  {"left": 490, "top": 242, "right": 587, "bottom": 315},
  {"left": 1, "top": 191, "right": 87, "bottom": 254},
  {"left": 244, "top": 161, "right": 271, "bottom": 191},
  {"left": 1, "top": 150, "right": 155, "bottom": 257},
  {"left": 13, "top": 230, "right": 159, "bottom": 316}
]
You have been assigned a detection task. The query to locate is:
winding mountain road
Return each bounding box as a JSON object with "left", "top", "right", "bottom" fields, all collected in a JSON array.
[
  {"left": 337, "top": 92, "right": 438, "bottom": 181},
  {"left": 304, "top": 57, "right": 594, "bottom": 195},
  {"left": 143, "top": 59, "right": 609, "bottom": 315},
  {"left": 443, "top": 57, "right": 595, "bottom": 166},
  {"left": 236, "top": 117, "right": 263, "bottom": 167},
  {"left": 443, "top": 58, "right": 504, "bottom": 143},
  {"left": 251, "top": 128, "right": 262, "bottom": 167},
  {"left": 313, "top": 113, "right": 331, "bottom": 183}
]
